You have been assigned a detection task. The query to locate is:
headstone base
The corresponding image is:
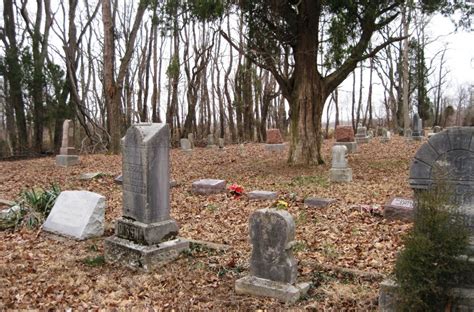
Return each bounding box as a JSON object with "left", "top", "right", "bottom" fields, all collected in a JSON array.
[
  {"left": 355, "top": 136, "right": 370, "bottom": 144},
  {"left": 207, "top": 145, "right": 217, "bottom": 149},
  {"left": 330, "top": 168, "right": 352, "bottom": 183},
  {"left": 55, "top": 155, "right": 79, "bottom": 166},
  {"left": 116, "top": 218, "right": 179, "bottom": 245},
  {"left": 104, "top": 236, "right": 189, "bottom": 271},
  {"left": 181, "top": 149, "right": 193, "bottom": 154},
  {"left": 379, "top": 279, "right": 474, "bottom": 311},
  {"left": 411, "top": 136, "right": 423, "bottom": 141},
  {"left": 381, "top": 138, "right": 390, "bottom": 143},
  {"left": 333, "top": 142, "right": 358, "bottom": 153},
  {"left": 235, "top": 275, "right": 310, "bottom": 303},
  {"left": 265, "top": 144, "right": 285, "bottom": 152}
]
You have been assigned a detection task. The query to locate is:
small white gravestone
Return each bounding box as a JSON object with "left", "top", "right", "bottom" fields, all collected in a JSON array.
[
  {"left": 43, "top": 191, "right": 106, "bottom": 240},
  {"left": 329, "top": 145, "right": 352, "bottom": 183}
]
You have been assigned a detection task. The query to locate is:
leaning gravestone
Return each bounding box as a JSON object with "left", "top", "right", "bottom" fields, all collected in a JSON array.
[
  {"left": 56, "top": 119, "right": 80, "bottom": 166},
  {"left": 235, "top": 208, "right": 310, "bottom": 303},
  {"left": 329, "top": 145, "right": 352, "bottom": 183},
  {"left": 265, "top": 128, "right": 285, "bottom": 152},
  {"left": 105, "top": 123, "right": 188, "bottom": 271},
  {"left": 379, "top": 127, "right": 474, "bottom": 311},
  {"left": 334, "top": 125, "right": 358, "bottom": 153},
  {"left": 43, "top": 191, "right": 106, "bottom": 240}
]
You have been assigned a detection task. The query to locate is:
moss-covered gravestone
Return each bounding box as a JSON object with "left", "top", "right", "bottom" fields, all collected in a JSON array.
[{"left": 105, "top": 123, "right": 188, "bottom": 271}]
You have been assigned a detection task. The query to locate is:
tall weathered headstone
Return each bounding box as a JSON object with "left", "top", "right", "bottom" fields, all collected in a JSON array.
[
  {"left": 235, "top": 208, "right": 309, "bottom": 303},
  {"left": 411, "top": 113, "right": 423, "bottom": 141},
  {"left": 334, "top": 125, "right": 358, "bottom": 153},
  {"left": 187, "top": 133, "right": 195, "bottom": 149},
  {"left": 105, "top": 123, "right": 188, "bottom": 271},
  {"left": 207, "top": 133, "right": 216, "bottom": 148},
  {"left": 381, "top": 128, "right": 391, "bottom": 143},
  {"left": 180, "top": 138, "right": 192, "bottom": 153},
  {"left": 56, "top": 120, "right": 79, "bottom": 166},
  {"left": 329, "top": 145, "right": 352, "bottom": 183}
]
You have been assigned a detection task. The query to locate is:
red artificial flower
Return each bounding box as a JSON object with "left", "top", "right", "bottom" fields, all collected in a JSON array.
[{"left": 228, "top": 183, "right": 244, "bottom": 199}]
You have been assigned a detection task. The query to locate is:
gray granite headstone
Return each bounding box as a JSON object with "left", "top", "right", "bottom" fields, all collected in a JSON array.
[
  {"left": 330, "top": 145, "right": 352, "bottom": 182},
  {"left": 187, "top": 133, "right": 195, "bottom": 149},
  {"left": 248, "top": 190, "right": 277, "bottom": 201},
  {"left": 105, "top": 123, "right": 188, "bottom": 271},
  {"left": 355, "top": 126, "right": 370, "bottom": 144},
  {"left": 56, "top": 119, "right": 79, "bottom": 166},
  {"left": 412, "top": 113, "right": 423, "bottom": 140},
  {"left": 235, "top": 208, "right": 309, "bottom": 302},
  {"left": 43, "top": 191, "right": 106, "bottom": 240},
  {"left": 192, "top": 179, "right": 226, "bottom": 195},
  {"left": 207, "top": 134, "right": 216, "bottom": 148},
  {"left": 304, "top": 197, "right": 336, "bottom": 208},
  {"left": 383, "top": 197, "right": 414, "bottom": 221},
  {"left": 180, "top": 138, "right": 192, "bottom": 152}
]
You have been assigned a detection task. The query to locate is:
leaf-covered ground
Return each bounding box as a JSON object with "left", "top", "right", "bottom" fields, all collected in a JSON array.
[{"left": 0, "top": 137, "right": 423, "bottom": 310}]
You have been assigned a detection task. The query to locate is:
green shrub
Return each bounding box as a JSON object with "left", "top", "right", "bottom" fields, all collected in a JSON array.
[{"left": 394, "top": 183, "right": 469, "bottom": 311}]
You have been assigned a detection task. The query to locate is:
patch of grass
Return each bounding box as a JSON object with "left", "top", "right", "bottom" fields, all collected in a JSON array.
[
  {"left": 289, "top": 175, "right": 329, "bottom": 188},
  {"left": 296, "top": 211, "right": 307, "bottom": 225},
  {"left": 82, "top": 255, "right": 105, "bottom": 267},
  {"left": 205, "top": 204, "right": 219, "bottom": 213},
  {"left": 292, "top": 241, "right": 307, "bottom": 253},
  {"left": 321, "top": 243, "right": 340, "bottom": 260}
]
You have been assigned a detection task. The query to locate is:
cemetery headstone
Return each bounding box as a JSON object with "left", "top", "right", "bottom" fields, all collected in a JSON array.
[
  {"left": 383, "top": 197, "right": 414, "bottom": 221},
  {"left": 180, "top": 138, "right": 192, "bottom": 153},
  {"left": 381, "top": 128, "right": 391, "bottom": 143},
  {"left": 411, "top": 113, "right": 423, "bottom": 141},
  {"left": 56, "top": 119, "right": 79, "bottom": 166},
  {"left": 218, "top": 138, "right": 225, "bottom": 149},
  {"left": 248, "top": 190, "right": 277, "bottom": 201},
  {"left": 207, "top": 133, "right": 216, "bottom": 148},
  {"left": 433, "top": 126, "right": 442, "bottom": 133},
  {"left": 380, "top": 127, "right": 474, "bottom": 310},
  {"left": 235, "top": 208, "right": 310, "bottom": 303},
  {"left": 79, "top": 172, "right": 103, "bottom": 180},
  {"left": 105, "top": 123, "right": 188, "bottom": 271},
  {"left": 304, "top": 197, "right": 336, "bottom": 208},
  {"left": 334, "top": 126, "right": 358, "bottom": 153},
  {"left": 192, "top": 179, "right": 226, "bottom": 195},
  {"left": 265, "top": 129, "right": 285, "bottom": 152},
  {"left": 355, "top": 125, "right": 370, "bottom": 144},
  {"left": 329, "top": 145, "right": 352, "bottom": 183},
  {"left": 187, "top": 133, "right": 195, "bottom": 149},
  {"left": 43, "top": 191, "right": 106, "bottom": 240}
]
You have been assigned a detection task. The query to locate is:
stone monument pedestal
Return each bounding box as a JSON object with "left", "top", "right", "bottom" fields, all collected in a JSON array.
[
  {"left": 333, "top": 142, "right": 357, "bottom": 153},
  {"left": 265, "top": 143, "right": 285, "bottom": 152},
  {"left": 104, "top": 236, "right": 189, "bottom": 271},
  {"left": 235, "top": 275, "right": 310, "bottom": 303},
  {"left": 55, "top": 155, "right": 80, "bottom": 166},
  {"left": 330, "top": 168, "right": 352, "bottom": 182}
]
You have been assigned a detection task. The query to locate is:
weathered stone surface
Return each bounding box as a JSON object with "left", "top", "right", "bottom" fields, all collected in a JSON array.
[
  {"left": 192, "top": 179, "right": 226, "bottom": 195},
  {"left": 187, "top": 133, "right": 195, "bottom": 149},
  {"left": 330, "top": 168, "right": 352, "bottom": 183},
  {"left": 378, "top": 279, "right": 400, "bottom": 312},
  {"left": 105, "top": 123, "right": 186, "bottom": 270},
  {"left": 355, "top": 126, "right": 370, "bottom": 144},
  {"left": 115, "top": 174, "right": 123, "bottom": 185},
  {"left": 304, "top": 197, "right": 336, "bottom": 208},
  {"left": 59, "top": 119, "right": 76, "bottom": 155},
  {"left": 250, "top": 208, "right": 297, "bottom": 283},
  {"left": 333, "top": 142, "right": 358, "bottom": 154},
  {"left": 335, "top": 126, "right": 355, "bottom": 142},
  {"left": 104, "top": 236, "right": 189, "bottom": 271},
  {"left": 218, "top": 138, "right": 225, "bottom": 149},
  {"left": 116, "top": 218, "right": 179, "bottom": 245},
  {"left": 180, "top": 138, "right": 192, "bottom": 151},
  {"left": 266, "top": 129, "right": 284, "bottom": 144},
  {"left": 381, "top": 128, "right": 391, "bottom": 143},
  {"left": 248, "top": 190, "right": 277, "bottom": 201},
  {"left": 412, "top": 113, "right": 423, "bottom": 137},
  {"left": 330, "top": 145, "right": 352, "bottom": 182},
  {"left": 79, "top": 172, "right": 103, "bottom": 180},
  {"left": 55, "top": 155, "right": 80, "bottom": 167},
  {"left": 43, "top": 191, "right": 106, "bottom": 240},
  {"left": 207, "top": 134, "right": 216, "bottom": 148},
  {"left": 383, "top": 197, "right": 414, "bottom": 221},
  {"left": 235, "top": 276, "right": 310, "bottom": 303},
  {"left": 122, "top": 123, "right": 170, "bottom": 224},
  {"left": 433, "top": 126, "right": 442, "bottom": 133},
  {"left": 264, "top": 143, "right": 285, "bottom": 152}
]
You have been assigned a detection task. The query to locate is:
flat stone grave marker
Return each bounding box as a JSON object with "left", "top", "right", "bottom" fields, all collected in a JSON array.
[
  {"left": 235, "top": 208, "right": 309, "bottom": 303},
  {"left": 248, "top": 190, "right": 277, "bottom": 201},
  {"left": 192, "top": 179, "right": 226, "bottom": 195},
  {"left": 79, "top": 172, "right": 103, "bottom": 180},
  {"left": 383, "top": 197, "right": 414, "bottom": 221},
  {"left": 105, "top": 123, "right": 188, "bottom": 271},
  {"left": 43, "top": 190, "right": 106, "bottom": 240},
  {"left": 304, "top": 197, "right": 336, "bottom": 208}
]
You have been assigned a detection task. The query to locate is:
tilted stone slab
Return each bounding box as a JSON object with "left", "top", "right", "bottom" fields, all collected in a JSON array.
[
  {"left": 43, "top": 191, "right": 106, "bottom": 240},
  {"left": 192, "top": 179, "right": 226, "bottom": 195}
]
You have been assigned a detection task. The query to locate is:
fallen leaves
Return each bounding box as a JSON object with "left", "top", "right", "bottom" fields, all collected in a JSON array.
[{"left": 0, "top": 136, "right": 420, "bottom": 310}]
